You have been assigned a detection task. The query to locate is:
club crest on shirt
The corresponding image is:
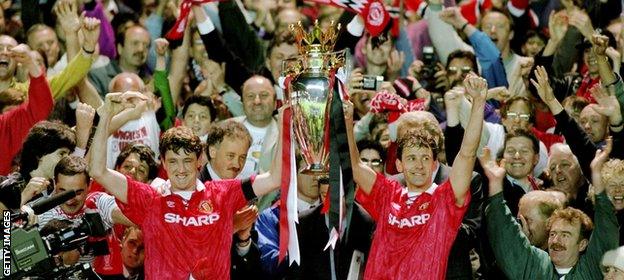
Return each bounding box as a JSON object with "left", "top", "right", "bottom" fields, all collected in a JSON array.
[
  {"left": 167, "top": 201, "right": 176, "bottom": 208},
  {"left": 198, "top": 200, "right": 213, "bottom": 214},
  {"left": 418, "top": 202, "right": 430, "bottom": 211}
]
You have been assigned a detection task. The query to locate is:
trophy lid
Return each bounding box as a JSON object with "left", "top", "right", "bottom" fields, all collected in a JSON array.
[{"left": 290, "top": 20, "right": 341, "bottom": 55}]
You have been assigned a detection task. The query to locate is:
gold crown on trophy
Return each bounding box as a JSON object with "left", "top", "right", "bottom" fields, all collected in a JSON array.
[{"left": 290, "top": 20, "right": 341, "bottom": 55}]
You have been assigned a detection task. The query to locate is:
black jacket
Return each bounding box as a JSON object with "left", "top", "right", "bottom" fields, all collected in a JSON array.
[{"left": 286, "top": 204, "right": 375, "bottom": 280}]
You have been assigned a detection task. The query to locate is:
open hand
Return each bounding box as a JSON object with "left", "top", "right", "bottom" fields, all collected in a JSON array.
[
  {"left": 477, "top": 147, "right": 506, "bottom": 196},
  {"left": 590, "top": 137, "right": 612, "bottom": 194},
  {"left": 81, "top": 17, "right": 101, "bottom": 54}
]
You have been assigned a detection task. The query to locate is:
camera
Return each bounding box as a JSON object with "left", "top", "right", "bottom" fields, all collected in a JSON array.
[
  {"left": 4, "top": 212, "right": 108, "bottom": 279},
  {"left": 418, "top": 46, "right": 439, "bottom": 91},
  {"left": 357, "top": 75, "right": 383, "bottom": 91}
]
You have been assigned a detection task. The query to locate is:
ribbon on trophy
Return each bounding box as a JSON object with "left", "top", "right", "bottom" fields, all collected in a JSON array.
[
  {"left": 165, "top": 0, "right": 217, "bottom": 41},
  {"left": 307, "top": 0, "right": 401, "bottom": 37},
  {"left": 325, "top": 69, "right": 355, "bottom": 251},
  {"left": 278, "top": 76, "right": 302, "bottom": 265}
]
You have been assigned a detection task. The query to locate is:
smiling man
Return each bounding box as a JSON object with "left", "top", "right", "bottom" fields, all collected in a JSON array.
[
  {"left": 346, "top": 74, "right": 486, "bottom": 279},
  {"left": 89, "top": 92, "right": 284, "bottom": 279},
  {"left": 482, "top": 137, "right": 618, "bottom": 279}
]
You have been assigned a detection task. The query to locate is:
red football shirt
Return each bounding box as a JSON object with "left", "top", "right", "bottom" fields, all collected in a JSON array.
[
  {"left": 359, "top": 173, "right": 469, "bottom": 280},
  {"left": 117, "top": 177, "right": 248, "bottom": 280}
]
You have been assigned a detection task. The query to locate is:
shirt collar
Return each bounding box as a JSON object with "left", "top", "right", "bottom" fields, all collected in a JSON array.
[
  {"left": 506, "top": 174, "right": 531, "bottom": 193},
  {"left": 206, "top": 164, "right": 222, "bottom": 181},
  {"left": 297, "top": 198, "right": 320, "bottom": 213},
  {"left": 159, "top": 178, "right": 205, "bottom": 196}
]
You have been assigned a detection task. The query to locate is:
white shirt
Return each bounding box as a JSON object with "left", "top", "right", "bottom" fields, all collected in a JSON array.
[
  {"left": 241, "top": 120, "right": 269, "bottom": 178},
  {"left": 106, "top": 111, "right": 160, "bottom": 168}
]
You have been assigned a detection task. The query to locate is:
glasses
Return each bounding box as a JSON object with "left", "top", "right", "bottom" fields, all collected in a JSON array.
[
  {"left": 506, "top": 112, "right": 530, "bottom": 121},
  {"left": 447, "top": 66, "right": 472, "bottom": 74},
  {"left": 361, "top": 158, "right": 383, "bottom": 166}
]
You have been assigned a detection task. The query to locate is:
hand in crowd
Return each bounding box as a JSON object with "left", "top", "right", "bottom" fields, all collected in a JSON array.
[
  {"left": 154, "top": 38, "right": 169, "bottom": 71},
  {"left": 478, "top": 147, "right": 506, "bottom": 197},
  {"left": 590, "top": 83, "right": 623, "bottom": 125},
  {"left": 486, "top": 87, "right": 511, "bottom": 102},
  {"left": 530, "top": 66, "right": 563, "bottom": 114},
  {"left": 81, "top": 17, "right": 101, "bottom": 54},
  {"left": 444, "top": 86, "right": 465, "bottom": 110},
  {"left": 342, "top": 100, "right": 354, "bottom": 124},
  {"left": 348, "top": 67, "right": 365, "bottom": 90},
  {"left": 568, "top": 9, "right": 594, "bottom": 40},
  {"left": 439, "top": 7, "right": 468, "bottom": 30},
  {"left": 75, "top": 102, "right": 96, "bottom": 149},
  {"left": 463, "top": 73, "right": 487, "bottom": 103},
  {"left": 592, "top": 33, "right": 610, "bottom": 56},
  {"left": 20, "top": 177, "right": 49, "bottom": 206},
  {"left": 98, "top": 91, "right": 149, "bottom": 118},
  {"left": 11, "top": 44, "right": 40, "bottom": 77},
  {"left": 408, "top": 60, "right": 424, "bottom": 78},
  {"left": 590, "top": 137, "right": 612, "bottom": 194},
  {"left": 434, "top": 63, "right": 450, "bottom": 91},
  {"left": 154, "top": 38, "right": 169, "bottom": 57},
  {"left": 386, "top": 50, "right": 405, "bottom": 77},
  {"left": 54, "top": 0, "right": 81, "bottom": 35},
  {"left": 548, "top": 11, "right": 569, "bottom": 43},
  {"left": 233, "top": 205, "right": 259, "bottom": 239}
]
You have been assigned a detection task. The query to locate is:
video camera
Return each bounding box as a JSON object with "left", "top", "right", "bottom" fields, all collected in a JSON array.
[{"left": 3, "top": 191, "right": 109, "bottom": 279}]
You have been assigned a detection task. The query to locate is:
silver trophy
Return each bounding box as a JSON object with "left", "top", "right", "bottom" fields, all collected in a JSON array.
[{"left": 283, "top": 21, "right": 345, "bottom": 175}]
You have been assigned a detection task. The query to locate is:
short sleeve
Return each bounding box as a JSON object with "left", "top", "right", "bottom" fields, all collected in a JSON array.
[
  {"left": 213, "top": 178, "right": 249, "bottom": 214},
  {"left": 436, "top": 180, "right": 471, "bottom": 229},
  {"left": 357, "top": 173, "right": 399, "bottom": 222},
  {"left": 115, "top": 177, "right": 158, "bottom": 226}
]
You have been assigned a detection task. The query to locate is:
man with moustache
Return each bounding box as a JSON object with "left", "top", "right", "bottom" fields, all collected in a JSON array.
[
  {"left": 200, "top": 120, "right": 253, "bottom": 182},
  {"left": 482, "top": 137, "right": 618, "bottom": 279},
  {"left": 88, "top": 24, "right": 151, "bottom": 96}
]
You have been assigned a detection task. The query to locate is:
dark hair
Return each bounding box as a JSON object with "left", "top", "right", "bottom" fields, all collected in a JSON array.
[
  {"left": 396, "top": 132, "right": 438, "bottom": 161},
  {"left": 481, "top": 7, "right": 515, "bottom": 30},
  {"left": 114, "top": 143, "right": 158, "bottom": 180},
  {"left": 266, "top": 31, "right": 297, "bottom": 58},
  {"left": 205, "top": 120, "right": 252, "bottom": 160},
  {"left": 357, "top": 139, "right": 386, "bottom": 161},
  {"left": 54, "top": 156, "right": 89, "bottom": 185},
  {"left": 40, "top": 218, "right": 73, "bottom": 236},
  {"left": 182, "top": 95, "right": 217, "bottom": 123},
  {"left": 522, "top": 30, "right": 547, "bottom": 46},
  {"left": 503, "top": 129, "right": 540, "bottom": 154},
  {"left": 562, "top": 95, "right": 590, "bottom": 116},
  {"left": 501, "top": 96, "right": 536, "bottom": 124},
  {"left": 115, "top": 22, "right": 146, "bottom": 48},
  {"left": 446, "top": 50, "right": 477, "bottom": 72},
  {"left": 159, "top": 126, "right": 203, "bottom": 159},
  {"left": 20, "top": 121, "right": 76, "bottom": 181}
]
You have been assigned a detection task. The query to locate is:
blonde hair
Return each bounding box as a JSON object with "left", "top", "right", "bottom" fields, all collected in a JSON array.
[{"left": 602, "top": 159, "right": 624, "bottom": 186}]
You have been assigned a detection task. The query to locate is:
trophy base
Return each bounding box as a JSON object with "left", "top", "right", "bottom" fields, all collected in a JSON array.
[{"left": 300, "top": 163, "right": 329, "bottom": 176}]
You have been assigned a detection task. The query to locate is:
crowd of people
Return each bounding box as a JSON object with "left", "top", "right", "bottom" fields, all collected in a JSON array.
[{"left": 0, "top": 0, "right": 624, "bottom": 279}]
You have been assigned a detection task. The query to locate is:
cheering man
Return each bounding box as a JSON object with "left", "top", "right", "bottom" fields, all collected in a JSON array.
[
  {"left": 89, "top": 92, "right": 284, "bottom": 279},
  {"left": 345, "top": 74, "right": 486, "bottom": 279}
]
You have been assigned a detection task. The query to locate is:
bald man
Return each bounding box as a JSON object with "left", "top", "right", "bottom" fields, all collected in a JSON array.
[
  {"left": 547, "top": 143, "right": 594, "bottom": 215},
  {"left": 105, "top": 72, "right": 160, "bottom": 168},
  {"left": 231, "top": 75, "right": 278, "bottom": 179}
]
